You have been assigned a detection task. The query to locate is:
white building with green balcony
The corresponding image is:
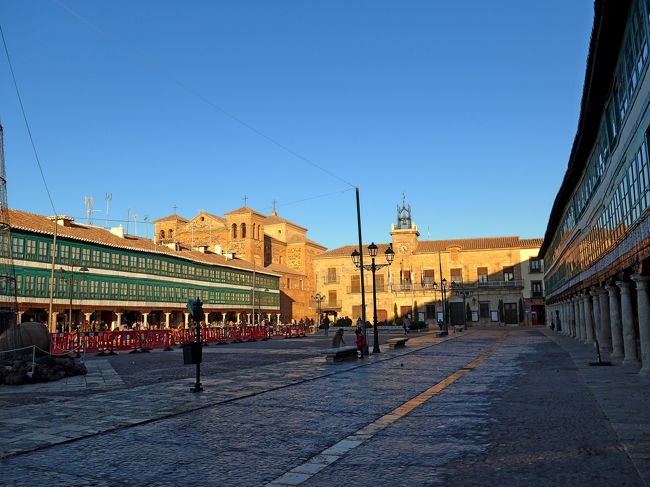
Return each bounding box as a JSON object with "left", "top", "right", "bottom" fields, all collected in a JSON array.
[{"left": 8, "top": 209, "right": 280, "bottom": 330}]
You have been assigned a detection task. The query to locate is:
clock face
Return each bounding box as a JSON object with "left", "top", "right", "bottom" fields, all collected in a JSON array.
[{"left": 398, "top": 243, "right": 410, "bottom": 253}]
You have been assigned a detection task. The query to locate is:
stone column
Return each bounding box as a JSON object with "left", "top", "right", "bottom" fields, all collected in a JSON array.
[
  {"left": 570, "top": 297, "right": 577, "bottom": 339},
  {"left": 184, "top": 312, "right": 190, "bottom": 327},
  {"left": 583, "top": 293, "right": 594, "bottom": 342},
  {"left": 17, "top": 311, "right": 23, "bottom": 323},
  {"left": 563, "top": 301, "right": 570, "bottom": 335},
  {"left": 606, "top": 284, "right": 624, "bottom": 359},
  {"left": 116, "top": 312, "right": 123, "bottom": 327},
  {"left": 591, "top": 289, "right": 601, "bottom": 346},
  {"left": 246, "top": 313, "right": 251, "bottom": 324},
  {"left": 597, "top": 288, "right": 612, "bottom": 351},
  {"left": 236, "top": 312, "right": 241, "bottom": 323},
  {"left": 616, "top": 281, "right": 639, "bottom": 365},
  {"left": 576, "top": 296, "right": 584, "bottom": 341},
  {"left": 631, "top": 274, "right": 650, "bottom": 374},
  {"left": 143, "top": 312, "right": 149, "bottom": 327}
]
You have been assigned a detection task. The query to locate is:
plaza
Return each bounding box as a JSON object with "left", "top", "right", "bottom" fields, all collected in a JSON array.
[{"left": 1, "top": 328, "right": 649, "bottom": 486}]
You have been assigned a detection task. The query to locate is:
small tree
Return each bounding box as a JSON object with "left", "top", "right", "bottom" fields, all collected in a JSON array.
[
  {"left": 393, "top": 303, "right": 398, "bottom": 324},
  {"left": 498, "top": 299, "right": 504, "bottom": 323},
  {"left": 466, "top": 302, "right": 472, "bottom": 323},
  {"left": 518, "top": 297, "right": 525, "bottom": 323},
  {"left": 413, "top": 300, "right": 418, "bottom": 319}
]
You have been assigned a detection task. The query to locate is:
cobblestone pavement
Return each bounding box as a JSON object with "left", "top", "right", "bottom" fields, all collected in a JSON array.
[{"left": 0, "top": 328, "right": 647, "bottom": 486}]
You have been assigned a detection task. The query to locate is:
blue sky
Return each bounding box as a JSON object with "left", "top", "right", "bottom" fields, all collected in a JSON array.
[{"left": 0, "top": 0, "right": 594, "bottom": 249}]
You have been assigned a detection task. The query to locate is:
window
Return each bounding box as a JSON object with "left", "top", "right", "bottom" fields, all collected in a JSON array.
[
  {"left": 350, "top": 275, "right": 360, "bottom": 293},
  {"left": 479, "top": 302, "right": 490, "bottom": 319},
  {"left": 121, "top": 255, "right": 128, "bottom": 269},
  {"left": 231, "top": 224, "right": 237, "bottom": 239},
  {"left": 503, "top": 266, "right": 514, "bottom": 282},
  {"left": 81, "top": 248, "right": 90, "bottom": 264},
  {"left": 159, "top": 230, "right": 165, "bottom": 240},
  {"left": 531, "top": 281, "right": 543, "bottom": 297},
  {"left": 12, "top": 237, "right": 24, "bottom": 259},
  {"left": 286, "top": 278, "right": 291, "bottom": 289},
  {"left": 92, "top": 250, "right": 100, "bottom": 266},
  {"left": 477, "top": 267, "right": 488, "bottom": 283},
  {"left": 426, "top": 304, "right": 436, "bottom": 319},
  {"left": 423, "top": 269, "right": 435, "bottom": 284},
  {"left": 71, "top": 246, "right": 80, "bottom": 262},
  {"left": 327, "top": 268, "right": 337, "bottom": 283},
  {"left": 101, "top": 281, "right": 108, "bottom": 298},
  {"left": 111, "top": 253, "right": 119, "bottom": 269},
  {"left": 529, "top": 259, "right": 542, "bottom": 273},
  {"left": 59, "top": 244, "right": 69, "bottom": 262},
  {"left": 401, "top": 270, "right": 411, "bottom": 284},
  {"left": 37, "top": 241, "right": 48, "bottom": 260},
  {"left": 241, "top": 223, "right": 246, "bottom": 238},
  {"left": 328, "top": 290, "right": 337, "bottom": 307},
  {"left": 168, "top": 229, "right": 174, "bottom": 239},
  {"left": 26, "top": 239, "right": 36, "bottom": 258},
  {"left": 451, "top": 268, "right": 463, "bottom": 284}
]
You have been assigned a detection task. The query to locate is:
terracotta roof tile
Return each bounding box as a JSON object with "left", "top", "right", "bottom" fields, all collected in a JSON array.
[
  {"left": 153, "top": 213, "right": 188, "bottom": 223},
  {"left": 315, "top": 236, "right": 542, "bottom": 258},
  {"left": 9, "top": 209, "right": 278, "bottom": 276},
  {"left": 264, "top": 214, "right": 308, "bottom": 231}
]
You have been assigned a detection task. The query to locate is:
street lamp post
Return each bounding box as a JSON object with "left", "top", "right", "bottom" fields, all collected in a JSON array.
[
  {"left": 433, "top": 278, "right": 449, "bottom": 335},
  {"left": 59, "top": 263, "right": 89, "bottom": 332},
  {"left": 313, "top": 293, "right": 324, "bottom": 333},
  {"left": 351, "top": 243, "right": 394, "bottom": 353}
]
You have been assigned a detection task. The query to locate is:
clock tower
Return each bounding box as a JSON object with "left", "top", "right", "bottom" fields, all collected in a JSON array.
[{"left": 391, "top": 194, "right": 419, "bottom": 256}]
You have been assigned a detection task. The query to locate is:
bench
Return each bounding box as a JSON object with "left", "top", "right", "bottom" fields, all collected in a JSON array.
[
  {"left": 321, "top": 346, "right": 359, "bottom": 363},
  {"left": 386, "top": 337, "right": 408, "bottom": 350}
]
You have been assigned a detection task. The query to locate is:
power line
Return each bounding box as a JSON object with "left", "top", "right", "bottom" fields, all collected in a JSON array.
[
  {"left": 0, "top": 23, "right": 58, "bottom": 216},
  {"left": 53, "top": 0, "right": 356, "bottom": 189}
]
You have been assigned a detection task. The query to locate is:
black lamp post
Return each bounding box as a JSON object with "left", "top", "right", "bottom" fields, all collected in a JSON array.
[
  {"left": 351, "top": 242, "right": 394, "bottom": 353},
  {"left": 313, "top": 292, "right": 324, "bottom": 330},
  {"left": 59, "top": 263, "right": 89, "bottom": 332},
  {"left": 431, "top": 278, "right": 449, "bottom": 335}
]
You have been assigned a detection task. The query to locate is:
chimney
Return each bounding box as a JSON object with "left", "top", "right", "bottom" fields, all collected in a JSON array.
[
  {"left": 48, "top": 215, "right": 75, "bottom": 227},
  {"left": 110, "top": 225, "right": 125, "bottom": 238}
]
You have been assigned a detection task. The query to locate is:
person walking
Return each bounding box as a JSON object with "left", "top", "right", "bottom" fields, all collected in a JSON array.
[
  {"left": 323, "top": 315, "right": 330, "bottom": 337},
  {"left": 332, "top": 328, "right": 345, "bottom": 348},
  {"left": 402, "top": 315, "right": 411, "bottom": 335},
  {"left": 355, "top": 328, "right": 366, "bottom": 358}
]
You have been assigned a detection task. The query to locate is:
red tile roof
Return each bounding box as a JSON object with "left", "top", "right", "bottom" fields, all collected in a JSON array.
[
  {"left": 315, "top": 236, "right": 542, "bottom": 258},
  {"left": 8, "top": 209, "right": 279, "bottom": 276},
  {"left": 153, "top": 213, "right": 188, "bottom": 223}
]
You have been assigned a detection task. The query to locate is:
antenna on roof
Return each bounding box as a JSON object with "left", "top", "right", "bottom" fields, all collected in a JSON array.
[
  {"left": 271, "top": 199, "right": 277, "bottom": 215},
  {"left": 143, "top": 215, "right": 149, "bottom": 240},
  {"left": 105, "top": 193, "right": 112, "bottom": 228},
  {"left": 427, "top": 225, "right": 430, "bottom": 240},
  {"left": 133, "top": 213, "right": 138, "bottom": 236},
  {"left": 84, "top": 196, "right": 94, "bottom": 224},
  {"left": 127, "top": 208, "right": 131, "bottom": 234}
]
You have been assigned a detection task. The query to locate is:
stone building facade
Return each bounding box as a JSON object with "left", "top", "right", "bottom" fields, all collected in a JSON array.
[
  {"left": 541, "top": 0, "right": 650, "bottom": 374},
  {"left": 154, "top": 206, "right": 326, "bottom": 321},
  {"left": 312, "top": 200, "right": 544, "bottom": 327}
]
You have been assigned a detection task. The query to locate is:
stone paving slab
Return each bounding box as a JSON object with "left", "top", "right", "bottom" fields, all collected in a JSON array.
[
  {"left": 545, "top": 328, "right": 650, "bottom": 486},
  {"left": 0, "top": 330, "right": 454, "bottom": 459}
]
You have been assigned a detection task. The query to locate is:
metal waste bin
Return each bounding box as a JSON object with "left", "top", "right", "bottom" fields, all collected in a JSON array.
[{"left": 182, "top": 342, "right": 202, "bottom": 365}]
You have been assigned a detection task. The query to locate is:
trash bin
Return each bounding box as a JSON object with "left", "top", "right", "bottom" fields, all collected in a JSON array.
[{"left": 182, "top": 342, "right": 202, "bottom": 365}]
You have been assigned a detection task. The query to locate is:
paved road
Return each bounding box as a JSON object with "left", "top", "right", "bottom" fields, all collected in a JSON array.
[{"left": 0, "top": 329, "right": 647, "bottom": 486}]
